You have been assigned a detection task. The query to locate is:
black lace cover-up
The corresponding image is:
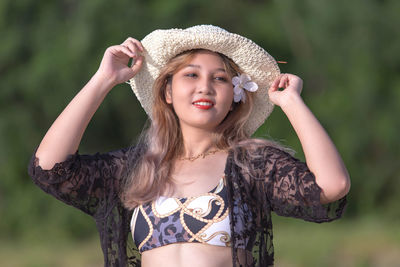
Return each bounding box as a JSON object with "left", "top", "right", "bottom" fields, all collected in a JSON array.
[{"left": 28, "top": 144, "right": 346, "bottom": 267}]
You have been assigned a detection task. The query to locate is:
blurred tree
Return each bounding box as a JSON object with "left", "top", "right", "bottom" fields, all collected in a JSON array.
[{"left": 1, "top": 0, "right": 399, "bottom": 241}]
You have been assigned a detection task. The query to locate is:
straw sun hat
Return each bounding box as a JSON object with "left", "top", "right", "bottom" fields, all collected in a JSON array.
[{"left": 128, "top": 25, "right": 280, "bottom": 135}]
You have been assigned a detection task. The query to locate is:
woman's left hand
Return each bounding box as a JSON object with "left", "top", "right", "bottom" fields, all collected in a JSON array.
[
  {"left": 268, "top": 73, "right": 350, "bottom": 203},
  {"left": 268, "top": 73, "right": 303, "bottom": 107}
]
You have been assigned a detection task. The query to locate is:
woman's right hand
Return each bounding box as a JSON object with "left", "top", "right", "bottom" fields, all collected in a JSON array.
[
  {"left": 35, "top": 38, "right": 144, "bottom": 169},
  {"left": 96, "top": 37, "right": 144, "bottom": 87}
]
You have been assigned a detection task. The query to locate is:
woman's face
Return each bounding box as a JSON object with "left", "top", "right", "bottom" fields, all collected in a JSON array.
[{"left": 165, "top": 50, "right": 234, "bottom": 132}]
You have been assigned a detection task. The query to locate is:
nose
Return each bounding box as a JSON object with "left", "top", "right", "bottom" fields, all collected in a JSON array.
[{"left": 196, "top": 76, "right": 215, "bottom": 95}]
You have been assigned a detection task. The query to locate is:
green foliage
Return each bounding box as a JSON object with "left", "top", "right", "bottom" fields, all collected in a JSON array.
[{"left": 1, "top": 0, "right": 399, "bottom": 242}]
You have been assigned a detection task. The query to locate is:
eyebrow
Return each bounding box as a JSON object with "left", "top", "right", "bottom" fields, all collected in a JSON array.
[{"left": 185, "top": 64, "right": 226, "bottom": 72}]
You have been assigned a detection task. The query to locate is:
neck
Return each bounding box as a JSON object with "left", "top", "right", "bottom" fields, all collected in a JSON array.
[{"left": 180, "top": 126, "right": 217, "bottom": 158}]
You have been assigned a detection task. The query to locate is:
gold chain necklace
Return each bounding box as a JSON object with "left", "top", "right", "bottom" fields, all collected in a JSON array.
[{"left": 179, "top": 149, "right": 221, "bottom": 162}]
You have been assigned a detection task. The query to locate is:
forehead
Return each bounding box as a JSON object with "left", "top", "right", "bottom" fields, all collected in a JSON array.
[
  {"left": 191, "top": 50, "right": 223, "bottom": 60},
  {"left": 182, "top": 50, "right": 226, "bottom": 69}
]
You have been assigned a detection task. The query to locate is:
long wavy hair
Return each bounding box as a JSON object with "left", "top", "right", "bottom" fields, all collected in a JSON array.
[{"left": 121, "top": 49, "right": 283, "bottom": 209}]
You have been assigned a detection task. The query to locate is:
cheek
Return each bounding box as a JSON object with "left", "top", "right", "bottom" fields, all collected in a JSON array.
[
  {"left": 171, "top": 90, "right": 187, "bottom": 105},
  {"left": 166, "top": 81, "right": 188, "bottom": 104},
  {"left": 222, "top": 87, "right": 234, "bottom": 105}
]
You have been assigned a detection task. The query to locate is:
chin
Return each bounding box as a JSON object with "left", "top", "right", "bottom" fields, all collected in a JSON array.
[{"left": 181, "top": 120, "right": 220, "bottom": 132}]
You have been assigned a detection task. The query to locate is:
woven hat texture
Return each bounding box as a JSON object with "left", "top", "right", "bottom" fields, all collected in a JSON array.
[{"left": 128, "top": 25, "right": 280, "bottom": 135}]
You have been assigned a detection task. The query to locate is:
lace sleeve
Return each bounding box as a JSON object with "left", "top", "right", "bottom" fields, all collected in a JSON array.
[
  {"left": 27, "top": 147, "right": 131, "bottom": 216},
  {"left": 263, "top": 146, "right": 346, "bottom": 222}
]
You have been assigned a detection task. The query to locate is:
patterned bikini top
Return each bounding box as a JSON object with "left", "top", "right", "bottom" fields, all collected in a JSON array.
[{"left": 130, "top": 177, "right": 231, "bottom": 253}]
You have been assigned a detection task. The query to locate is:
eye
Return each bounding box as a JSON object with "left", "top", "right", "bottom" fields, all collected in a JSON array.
[
  {"left": 215, "top": 76, "right": 228, "bottom": 82},
  {"left": 185, "top": 73, "right": 198, "bottom": 78}
]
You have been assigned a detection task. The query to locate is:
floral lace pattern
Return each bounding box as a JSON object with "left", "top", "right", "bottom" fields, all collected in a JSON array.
[{"left": 28, "top": 144, "right": 346, "bottom": 267}]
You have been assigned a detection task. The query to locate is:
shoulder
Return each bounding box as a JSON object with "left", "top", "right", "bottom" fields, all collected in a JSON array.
[
  {"left": 225, "top": 140, "right": 295, "bottom": 181},
  {"left": 74, "top": 145, "right": 142, "bottom": 179},
  {"left": 230, "top": 138, "right": 294, "bottom": 162},
  {"left": 225, "top": 140, "right": 295, "bottom": 186},
  {"left": 90, "top": 144, "right": 144, "bottom": 162}
]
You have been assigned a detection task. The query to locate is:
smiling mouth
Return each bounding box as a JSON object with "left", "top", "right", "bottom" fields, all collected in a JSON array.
[{"left": 192, "top": 100, "right": 214, "bottom": 110}]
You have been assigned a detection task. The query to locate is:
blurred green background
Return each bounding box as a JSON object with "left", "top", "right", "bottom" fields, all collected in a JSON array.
[{"left": 1, "top": 0, "right": 399, "bottom": 266}]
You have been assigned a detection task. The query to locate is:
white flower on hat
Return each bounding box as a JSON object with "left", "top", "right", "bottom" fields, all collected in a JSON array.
[{"left": 232, "top": 73, "right": 258, "bottom": 103}]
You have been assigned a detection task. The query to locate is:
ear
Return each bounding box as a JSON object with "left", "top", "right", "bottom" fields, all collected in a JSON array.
[{"left": 165, "top": 83, "right": 172, "bottom": 104}]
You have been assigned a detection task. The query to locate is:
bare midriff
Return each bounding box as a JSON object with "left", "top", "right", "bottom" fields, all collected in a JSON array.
[{"left": 141, "top": 243, "right": 233, "bottom": 267}]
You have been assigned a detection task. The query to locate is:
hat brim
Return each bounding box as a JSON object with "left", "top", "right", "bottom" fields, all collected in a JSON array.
[{"left": 128, "top": 25, "right": 280, "bottom": 135}]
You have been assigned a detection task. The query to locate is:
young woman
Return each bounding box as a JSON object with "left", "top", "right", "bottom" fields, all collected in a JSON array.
[{"left": 29, "top": 25, "right": 350, "bottom": 267}]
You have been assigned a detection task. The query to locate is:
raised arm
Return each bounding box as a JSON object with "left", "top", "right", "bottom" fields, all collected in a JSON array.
[
  {"left": 268, "top": 74, "right": 350, "bottom": 204},
  {"left": 35, "top": 38, "right": 144, "bottom": 170}
]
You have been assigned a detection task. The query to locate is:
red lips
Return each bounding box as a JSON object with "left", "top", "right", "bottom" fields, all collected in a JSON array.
[{"left": 192, "top": 99, "right": 214, "bottom": 110}]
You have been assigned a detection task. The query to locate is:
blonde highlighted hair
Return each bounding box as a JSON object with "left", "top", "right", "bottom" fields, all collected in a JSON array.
[{"left": 121, "top": 49, "right": 281, "bottom": 209}]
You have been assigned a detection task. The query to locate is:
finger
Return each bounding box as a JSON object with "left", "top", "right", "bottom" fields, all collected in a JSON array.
[
  {"left": 279, "top": 75, "right": 289, "bottom": 88},
  {"left": 270, "top": 76, "right": 281, "bottom": 91},
  {"left": 130, "top": 55, "right": 144, "bottom": 75},
  {"left": 123, "top": 37, "right": 144, "bottom": 52},
  {"left": 107, "top": 45, "right": 134, "bottom": 58},
  {"left": 122, "top": 41, "right": 139, "bottom": 58},
  {"left": 131, "top": 39, "right": 145, "bottom": 52},
  {"left": 278, "top": 75, "right": 286, "bottom": 88},
  {"left": 117, "top": 45, "right": 135, "bottom": 58},
  {"left": 268, "top": 85, "right": 277, "bottom": 95}
]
